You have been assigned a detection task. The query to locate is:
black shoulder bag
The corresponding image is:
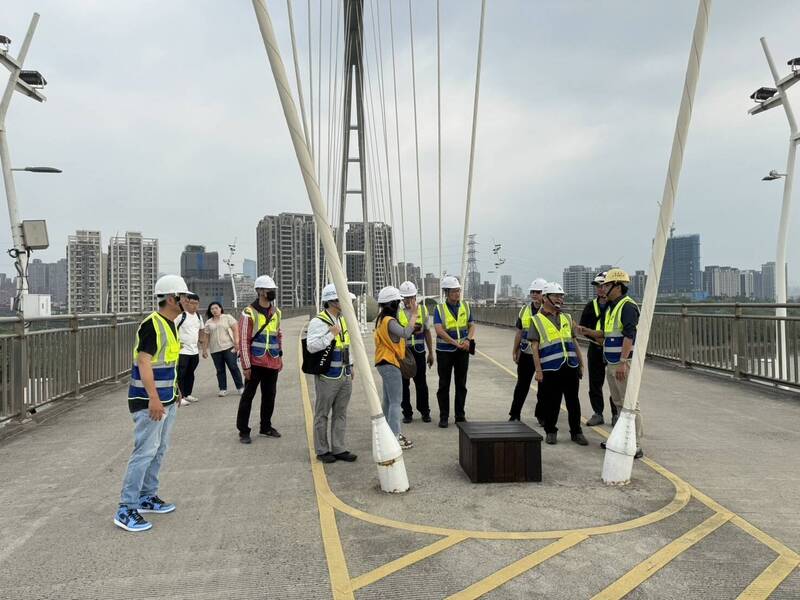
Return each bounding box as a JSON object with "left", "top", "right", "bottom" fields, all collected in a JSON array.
[{"left": 302, "top": 315, "right": 337, "bottom": 375}]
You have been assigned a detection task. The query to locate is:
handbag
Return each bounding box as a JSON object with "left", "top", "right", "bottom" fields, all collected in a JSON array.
[
  {"left": 399, "top": 347, "right": 417, "bottom": 379},
  {"left": 302, "top": 338, "right": 336, "bottom": 375}
]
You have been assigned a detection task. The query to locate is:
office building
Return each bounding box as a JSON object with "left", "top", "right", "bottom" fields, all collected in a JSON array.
[
  {"left": 499, "top": 275, "right": 512, "bottom": 298},
  {"left": 243, "top": 258, "right": 258, "bottom": 280},
  {"left": 396, "top": 262, "right": 421, "bottom": 289},
  {"left": 629, "top": 270, "right": 647, "bottom": 300},
  {"left": 28, "top": 258, "right": 68, "bottom": 306},
  {"left": 423, "top": 273, "right": 440, "bottom": 296},
  {"left": 660, "top": 233, "right": 702, "bottom": 295},
  {"left": 67, "top": 230, "right": 104, "bottom": 314},
  {"left": 180, "top": 245, "right": 219, "bottom": 280},
  {"left": 107, "top": 232, "right": 159, "bottom": 313}
]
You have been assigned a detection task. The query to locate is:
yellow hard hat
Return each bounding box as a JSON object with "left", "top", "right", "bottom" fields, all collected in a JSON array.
[{"left": 604, "top": 268, "right": 630, "bottom": 284}]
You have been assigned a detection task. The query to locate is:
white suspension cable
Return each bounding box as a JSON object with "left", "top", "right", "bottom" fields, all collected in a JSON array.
[
  {"left": 408, "top": 0, "right": 425, "bottom": 297},
  {"left": 317, "top": 0, "right": 323, "bottom": 181},
  {"left": 307, "top": 0, "right": 315, "bottom": 163},
  {"left": 459, "top": 0, "right": 487, "bottom": 296},
  {"left": 286, "top": 0, "right": 312, "bottom": 153},
  {"left": 437, "top": 0, "right": 442, "bottom": 290},
  {"left": 388, "top": 0, "right": 407, "bottom": 282}
]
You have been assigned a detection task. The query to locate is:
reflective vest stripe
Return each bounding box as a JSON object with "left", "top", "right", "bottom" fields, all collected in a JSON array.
[
  {"left": 246, "top": 307, "right": 282, "bottom": 358},
  {"left": 603, "top": 296, "right": 637, "bottom": 364},
  {"left": 532, "top": 313, "right": 579, "bottom": 371},
  {"left": 518, "top": 304, "right": 536, "bottom": 351},
  {"left": 316, "top": 311, "right": 351, "bottom": 379},
  {"left": 398, "top": 305, "right": 428, "bottom": 352},
  {"left": 129, "top": 312, "right": 179, "bottom": 403},
  {"left": 436, "top": 302, "right": 470, "bottom": 352}
]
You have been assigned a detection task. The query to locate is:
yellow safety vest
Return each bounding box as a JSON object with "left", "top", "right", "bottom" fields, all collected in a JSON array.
[
  {"left": 603, "top": 296, "right": 637, "bottom": 364},
  {"left": 397, "top": 304, "right": 428, "bottom": 352},
  {"left": 244, "top": 305, "right": 281, "bottom": 358},
  {"left": 316, "top": 311, "right": 351, "bottom": 379},
  {"left": 531, "top": 312, "right": 579, "bottom": 371},
  {"left": 518, "top": 303, "right": 537, "bottom": 351},
  {"left": 129, "top": 312, "right": 180, "bottom": 403},
  {"left": 436, "top": 301, "right": 470, "bottom": 352}
]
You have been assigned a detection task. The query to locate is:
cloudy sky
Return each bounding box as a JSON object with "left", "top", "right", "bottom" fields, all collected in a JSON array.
[{"left": 3, "top": 0, "right": 800, "bottom": 289}]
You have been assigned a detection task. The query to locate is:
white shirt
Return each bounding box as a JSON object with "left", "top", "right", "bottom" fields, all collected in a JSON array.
[
  {"left": 175, "top": 311, "right": 204, "bottom": 355},
  {"left": 306, "top": 311, "right": 348, "bottom": 365}
]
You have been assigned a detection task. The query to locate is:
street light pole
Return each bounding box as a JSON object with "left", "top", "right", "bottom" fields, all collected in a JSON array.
[
  {"left": 750, "top": 38, "right": 800, "bottom": 377},
  {"left": 0, "top": 14, "right": 42, "bottom": 314}
]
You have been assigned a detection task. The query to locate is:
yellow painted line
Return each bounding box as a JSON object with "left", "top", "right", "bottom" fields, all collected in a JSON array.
[
  {"left": 689, "top": 485, "right": 800, "bottom": 561},
  {"left": 446, "top": 533, "right": 588, "bottom": 600},
  {"left": 297, "top": 343, "right": 354, "bottom": 600},
  {"left": 350, "top": 535, "right": 466, "bottom": 591},
  {"left": 736, "top": 555, "right": 800, "bottom": 600},
  {"left": 296, "top": 330, "right": 690, "bottom": 540},
  {"left": 591, "top": 511, "right": 733, "bottom": 600}
]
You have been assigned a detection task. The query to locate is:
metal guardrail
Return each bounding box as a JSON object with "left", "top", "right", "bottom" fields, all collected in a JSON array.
[
  {"left": 0, "top": 305, "right": 315, "bottom": 424},
  {"left": 472, "top": 303, "right": 800, "bottom": 392}
]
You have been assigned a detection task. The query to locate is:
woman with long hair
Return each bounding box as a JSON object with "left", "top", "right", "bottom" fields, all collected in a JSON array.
[
  {"left": 203, "top": 302, "right": 244, "bottom": 396},
  {"left": 374, "top": 286, "right": 416, "bottom": 449}
]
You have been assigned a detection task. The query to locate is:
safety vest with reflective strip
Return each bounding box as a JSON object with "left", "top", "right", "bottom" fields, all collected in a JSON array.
[
  {"left": 129, "top": 312, "right": 180, "bottom": 403},
  {"left": 316, "top": 311, "right": 351, "bottom": 379},
  {"left": 244, "top": 305, "right": 281, "bottom": 358},
  {"left": 435, "top": 301, "right": 471, "bottom": 352},
  {"left": 518, "top": 303, "right": 537, "bottom": 352},
  {"left": 531, "top": 312, "right": 579, "bottom": 371},
  {"left": 603, "top": 295, "right": 637, "bottom": 364},
  {"left": 397, "top": 304, "right": 428, "bottom": 353},
  {"left": 588, "top": 298, "right": 604, "bottom": 346}
]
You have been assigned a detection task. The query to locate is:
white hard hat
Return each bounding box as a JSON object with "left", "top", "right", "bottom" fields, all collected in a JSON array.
[
  {"left": 592, "top": 271, "right": 607, "bottom": 286},
  {"left": 154, "top": 274, "right": 189, "bottom": 297},
  {"left": 321, "top": 283, "right": 356, "bottom": 302},
  {"left": 441, "top": 275, "right": 461, "bottom": 290},
  {"left": 377, "top": 286, "right": 402, "bottom": 304},
  {"left": 529, "top": 278, "right": 547, "bottom": 292},
  {"left": 542, "top": 282, "right": 565, "bottom": 295},
  {"left": 254, "top": 275, "right": 277, "bottom": 290},
  {"left": 398, "top": 281, "right": 418, "bottom": 297}
]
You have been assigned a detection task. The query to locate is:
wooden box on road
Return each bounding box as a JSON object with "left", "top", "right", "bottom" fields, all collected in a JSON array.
[{"left": 456, "top": 421, "right": 542, "bottom": 483}]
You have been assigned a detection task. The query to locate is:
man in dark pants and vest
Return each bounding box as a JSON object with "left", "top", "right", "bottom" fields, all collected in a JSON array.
[
  {"left": 579, "top": 272, "right": 618, "bottom": 426},
  {"left": 398, "top": 281, "right": 434, "bottom": 423},
  {"left": 434, "top": 276, "right": 475, "bottom": 428},
  {"left": 509, "top": 278, "right": 546, "bottom": 421}
]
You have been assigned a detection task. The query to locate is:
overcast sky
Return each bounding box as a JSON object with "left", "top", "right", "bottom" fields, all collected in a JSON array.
[{"left": 3, "top": 0, "right": 800, "bottom": 289}]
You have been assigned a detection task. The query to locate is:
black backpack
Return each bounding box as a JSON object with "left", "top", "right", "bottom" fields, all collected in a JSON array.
[{"left": 301, "top": 314, "right": 338, "bottom": 375}]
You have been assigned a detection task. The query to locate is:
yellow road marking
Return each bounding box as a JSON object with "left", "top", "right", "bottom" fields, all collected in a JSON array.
[
  {"left": 350, "top": 535, "right": 466, "bottom": 591},
  {"left": 446, "top": 533, "right": 588, "bottom": 599},
  {"left": 297, "top": 343, "right": 354, "bottom": 600},
  {"left": 591, "top": 511, "right": 733, "bottom": 600},
  {"left": 736, "top": 555, "right": 800, "bottom": 599}
]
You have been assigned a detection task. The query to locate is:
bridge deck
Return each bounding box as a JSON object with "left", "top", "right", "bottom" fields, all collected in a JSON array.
[{"left": 1, "top": 317, "right": 798, "bottom": 599}]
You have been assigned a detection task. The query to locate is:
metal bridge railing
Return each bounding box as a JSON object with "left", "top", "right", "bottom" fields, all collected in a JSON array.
[
  {"left": 472, "top": 303, "right": 800, "bottom": 392},
  {"left": 0, "top": 306, "right": 315, "bottom": 424}
]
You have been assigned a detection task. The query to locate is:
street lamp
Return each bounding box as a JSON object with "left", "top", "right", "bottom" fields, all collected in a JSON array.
[
  {"left": 11, "top": 166, "right": 61, "bottom": 173},
  {"left": 748, "top": 38, "right": 800, "bottom": 378},
  {"left": 0, "top": 13, "right": 49, "bottom": 316},
  {"left": 762, "top": 169, "right": 786, "bottom": 181}
]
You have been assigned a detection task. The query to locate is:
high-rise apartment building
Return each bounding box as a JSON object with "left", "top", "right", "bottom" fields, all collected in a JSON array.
[
  {"left": 67, "top": 230, "right": 104, "bottom": 313},
  {"left": 739, "top": 270, "right": 761, "bottom": 299},
  {"left": 499, "top": 275, "right": 512, "bottom": 298},
  {"left": 704, "top": 266, "right": 741, "bottom": 298},
  {"left": 28, "top": 258, "right": 68, "bottom": 306},
  {"left": 345, "top": 221, "right": 394, "bottom": 294},
  {"left": 423, "top": 273, "right": 440, "bottom": 296},
  {"left": 396, "top": 262, "right": 421, "bottom": 289},
  {"left": 107, "top": 232, "right": 159, "bottom": 312},
  {"left": 629, "top": 270, "right": 648, "bottom": 300},
  {"left": 180, "top": 245, "right": 219, "bottom": 280},
  {"left": 562, "top": 265, "right": 596, "bottom": 301},
  {"left": 256, "top": 212, "right": 319, "bottom": 307},
  {"left": 660, "top": 233, "right": 702, "bottom": 295}
]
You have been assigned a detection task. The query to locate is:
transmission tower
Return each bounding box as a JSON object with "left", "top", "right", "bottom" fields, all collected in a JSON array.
[
  {"left": 465, "top": 234, "right": 479, "bottom": 299},
  {"left": 336, "top": 0, "right": 373, "bottom": 305}
]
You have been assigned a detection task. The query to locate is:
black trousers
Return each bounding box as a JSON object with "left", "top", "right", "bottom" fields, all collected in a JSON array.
[
  {"left": 401, "top": 349, "right": 430, "bottom": 418},
  {"left": 177, "top": 354, "right": 200, "bottom": 397},
  {"left": 539, "top": 364, "right": 583, "bottom": 435},
  {"left": 587, "top": 344, "right": 616, "bottom": 416},
  {"left": 436, "top": 349, "right": 469, "bottom": 419},
  {"left": 236, "top": 366, "right": 279, "bottom": 436},
  {"left": 509, "top": 353, "right": 535, "bottom": 419}
]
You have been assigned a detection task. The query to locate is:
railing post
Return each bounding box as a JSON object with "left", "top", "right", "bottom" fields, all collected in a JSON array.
[
  {"left": 13, "top": 317, "right": 27, "bottom": 420},
  {"left": 733, "top": 304, "right": 744, "bottom": 379},
  {"left": 111, "top": 313, "right": 120, "bottom": 383},
  {"left": 679, "top": 304, "right": 690, "bottom": 367},
  {"left": 70, "top": 314, "right": 83, "bottom": 399}
]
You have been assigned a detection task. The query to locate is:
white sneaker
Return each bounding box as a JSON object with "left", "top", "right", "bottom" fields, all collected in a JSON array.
[
  {"left": 179, "top": 398, "right": 191, "bottom": 407},
  {"left": 236, "top": 388, "right": 244, "bottom": 395},
  {"left": 218, "top": 390, "right": 228, "bottom": 397},
  {"left": 186, "top": 395, "right": 199, "bottom": 402},
  {"left": 398, "top": 434, "right": 414, "bottom": 450}
]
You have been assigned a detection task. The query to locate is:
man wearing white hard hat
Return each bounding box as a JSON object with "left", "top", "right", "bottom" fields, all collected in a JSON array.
[
  {"left": 578, "top": 271, "right": 617, "bottom": 426},
  {"left": 305, "top": 283, "right": 358, "bottom": 463},
  {"left": 529, "top": 282, "right": 588, "bottom": 446},
  {"left": 433, "top": 276, "right": 475, "bottom": 428},
  {"left": 236, "top": 275, "right": 283, "bottom": 444},
  {"left": 397, "top": 281, "right": 434, "bottom": 424},
  {"left": 114, "top": 274, "right": 188, "bottom": 532},
  {"left": 509, "top": 277, "right": 546, "bottom": 421}
]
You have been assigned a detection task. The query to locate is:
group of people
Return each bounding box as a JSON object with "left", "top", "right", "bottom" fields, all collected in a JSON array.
[
  {"left": 114, "top": 273, "right": 287, "bottom": 532},
  {"left": 113, "top": 266, "right": 642, "bottom": 532},
  {"left": 507, "top": 269, "right": 643, "bottom": 454}
]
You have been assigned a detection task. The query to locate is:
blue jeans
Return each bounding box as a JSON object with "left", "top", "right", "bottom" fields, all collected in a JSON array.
[
  {"left": 119, "top": 402, "right": 177, "bottom": 509},
  {"left": 377, "top": 363, "right": 403, "bottom": 436},
  {"left": 211, "top": 348, "right": 244, "bottom": 391}
]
